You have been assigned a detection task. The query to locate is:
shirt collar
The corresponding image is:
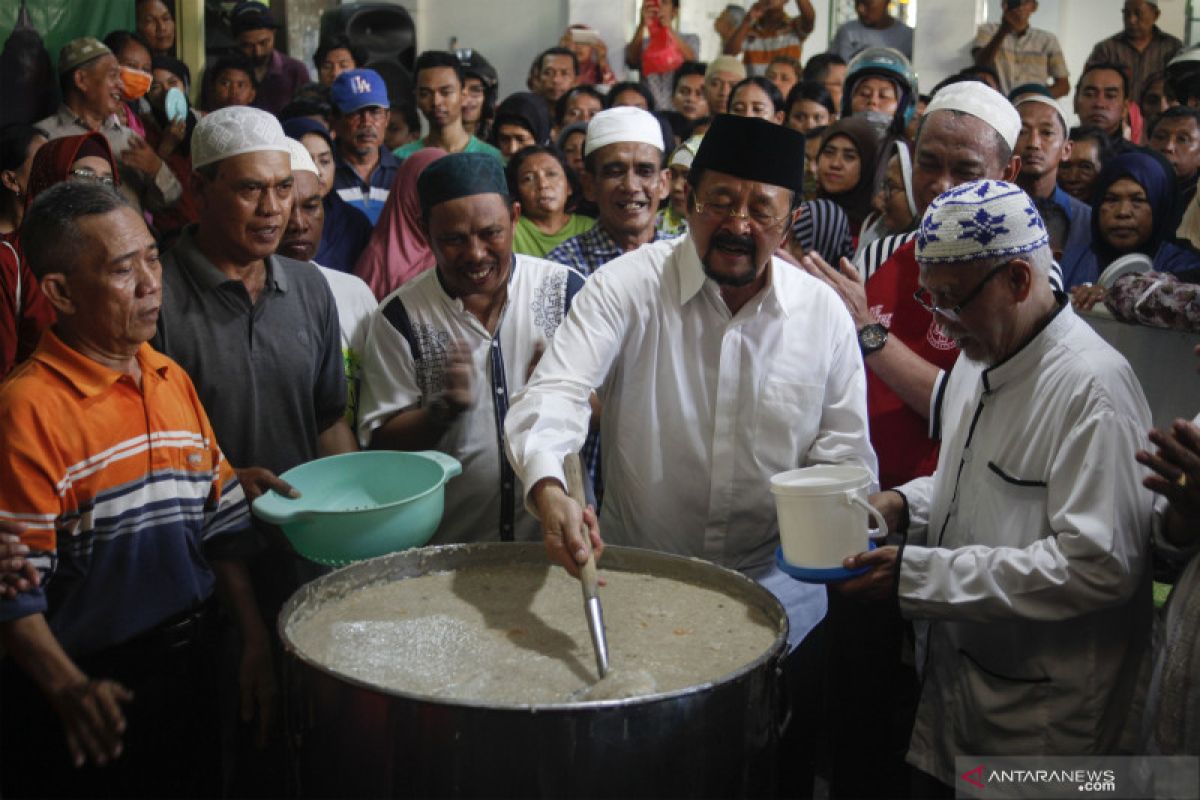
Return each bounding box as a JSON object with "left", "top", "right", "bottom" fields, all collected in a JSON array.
[
  {"left": 434, "top": 254, "right": 518, "bottom": 301},
  {"left": 33, "top": 329, "right": 171, "bottom": 399},
  {"left": 1116, "top": 26, "right": 1169, "bottom": 44},
  {"left": 585, "top": 224, "right": 627, "bottom": 258},
  {"left": 1049, "top": 185, "right": 1075, "bottom": 218},
  {"left": 57, "top": 103, "right": 121, "bottom": 132},
  {"left": 175, "top": 225, "right": 289, "bottom": 293},
  {"left": 677, "top": 233, "right": 789, "bottom": 318},
  {"left": 335, "top": 144, "right": 399, "bottom": 176},
  {"left": 980, "top": 297, "right": 1070, "bottom": 393}
]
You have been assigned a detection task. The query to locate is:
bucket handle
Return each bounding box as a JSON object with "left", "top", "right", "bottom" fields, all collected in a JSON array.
[
  {"left": 413, "top": 450, "right": 463, "bottom": 481},
  {"left": 847, "top": 493, "right": 889, "bottom": 540}
]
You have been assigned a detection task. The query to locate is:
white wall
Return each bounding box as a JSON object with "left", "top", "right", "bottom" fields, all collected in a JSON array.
[
  {"left": 983, "top": 0, "right": 1187, "bottom": 89},
  {"left": 375, "top": 0, "right": 830, "bottom": 101},
  {"left": 381, "top": 0, "right": 569, "bottom": 99},
  {"left": 914, "top": 0, "right": 1188, "bottom": 125},
  {"left": 369, "top": 0, "right": 1189, "bottom": 108}
]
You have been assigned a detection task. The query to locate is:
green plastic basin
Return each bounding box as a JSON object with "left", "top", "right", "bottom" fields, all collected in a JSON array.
[{"left": 251, "top": 450, "right": 462, "bottom": 566}]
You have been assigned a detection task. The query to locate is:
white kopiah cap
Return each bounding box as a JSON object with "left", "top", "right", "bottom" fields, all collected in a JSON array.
[
  {"left": 284, "top": 137, "right": 318, "bottom": 176},
  {"left": 192, "top": 105, "right": 291, "bottom": 170},
  {"left": 925, "top": 81, "right": 1022, "bottom": 152},
  {"left": 584, "top": 106, "right": 664, "bottom": 157}
]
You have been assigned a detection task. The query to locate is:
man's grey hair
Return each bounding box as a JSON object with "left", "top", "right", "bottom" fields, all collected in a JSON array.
[
  {"left": 915, "top": 108, "right": 1013, "bottom": 172},
  {"left": 22, "top": 182, "right": 131, "bottom": 280},
  {"left": 955, "top": 244, "right": 1054, "bottom": 278}
]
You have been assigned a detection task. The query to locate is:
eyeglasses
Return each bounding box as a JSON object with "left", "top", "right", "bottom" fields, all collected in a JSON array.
[
  {"left": 694, "top": 198, "right": 790, "bottom": 228},
  {"left": 913, "top": 261, "right": 1011, "bottom": 323},
  {"left": 69, "top": 168, "right": 115, "bottom": 187}
]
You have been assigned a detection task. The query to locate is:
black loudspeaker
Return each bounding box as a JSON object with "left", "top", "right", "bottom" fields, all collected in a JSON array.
[{"left": 320, "top": 3, "right": 416, "bottom": 106}]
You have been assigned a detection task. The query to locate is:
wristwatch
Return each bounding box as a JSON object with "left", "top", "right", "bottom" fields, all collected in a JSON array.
[{"left": 857, "top": 323, "right": 889, "bottom": 357}]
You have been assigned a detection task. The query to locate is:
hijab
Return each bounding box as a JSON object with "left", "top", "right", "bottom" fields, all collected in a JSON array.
[
  {"left": 1090, "top": 149, "right": 1178, "bottom": 265},
  {"left": 353, "top": 148, "right": 447, "bottom": 300},
  {"left": 816, "top": 116, "right": 883, "bottom": 231},
  {"left": 25, "top": 133, "right": 120, "bottom": 206}
]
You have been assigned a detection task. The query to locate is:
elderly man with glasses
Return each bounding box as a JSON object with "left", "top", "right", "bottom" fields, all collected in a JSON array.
[{"left": 841, "top": 180, "right": 1155, "bottom": 792}]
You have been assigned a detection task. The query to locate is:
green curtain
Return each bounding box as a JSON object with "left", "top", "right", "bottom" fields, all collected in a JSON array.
[{"left": 0, "top": 0, "right": 135, "bottom": 66}]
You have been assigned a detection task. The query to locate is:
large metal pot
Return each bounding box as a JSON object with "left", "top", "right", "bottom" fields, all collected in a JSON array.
[{"left": 279, "top": 543, "right": 789, "bottom": 799}]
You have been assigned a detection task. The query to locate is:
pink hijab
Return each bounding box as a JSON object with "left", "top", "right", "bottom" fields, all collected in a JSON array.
[{"left": 354, "top": 147, "right": 448, "bottom": 300}]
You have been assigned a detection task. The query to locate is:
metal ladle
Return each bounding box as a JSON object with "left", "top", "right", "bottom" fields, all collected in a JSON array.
[{"left": 564, "top": 453, "right": 609, "bottom": 678}]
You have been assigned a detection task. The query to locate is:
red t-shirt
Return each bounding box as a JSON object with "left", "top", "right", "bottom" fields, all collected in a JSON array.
[{"left": 864, "top": 240, "right": 959, "bottom": 489}]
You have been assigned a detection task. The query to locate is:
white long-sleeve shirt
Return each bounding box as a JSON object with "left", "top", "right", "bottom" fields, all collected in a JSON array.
[
  {"left": 505, "top": 235, "right": 877, "bottom": 645},
  {"left": 895, "top": 303, "right": 1155, "bottom": 783}
]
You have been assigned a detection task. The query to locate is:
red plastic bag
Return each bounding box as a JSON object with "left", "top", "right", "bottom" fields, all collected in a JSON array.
[{"left": 642, "top": 14, "right": 683, "bottom": 75}]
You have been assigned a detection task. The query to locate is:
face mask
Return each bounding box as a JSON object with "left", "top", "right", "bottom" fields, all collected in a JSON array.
[
  {"left": 120, "top": 66, "right": 152, "bottom": 101},
  {"left": 165, "top": 87, "right": 189, "bottom": 123}
]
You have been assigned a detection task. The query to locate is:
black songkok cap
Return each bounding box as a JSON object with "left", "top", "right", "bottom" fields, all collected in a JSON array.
[
  {"left": 417, "top": 152, "right": 509, "bottom": 218},
  {"left": 691, "top": 114, "right": 806, "bottom": 195}
]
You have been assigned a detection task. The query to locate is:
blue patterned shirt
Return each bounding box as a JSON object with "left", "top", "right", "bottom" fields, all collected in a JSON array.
[{"left": 547, "top": 224, "right": 678, "bottom": 277}]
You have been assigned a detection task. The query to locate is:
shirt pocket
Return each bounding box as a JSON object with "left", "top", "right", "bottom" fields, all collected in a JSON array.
[
  {"left": 753, "top": 379, "right": 823, "bottom": 473},
  {"left": 951, "top": 645, "right": 1051, "bottom": 754},
  {"left": 978, "top": 460, "right": 1050, "bottom": 545}
]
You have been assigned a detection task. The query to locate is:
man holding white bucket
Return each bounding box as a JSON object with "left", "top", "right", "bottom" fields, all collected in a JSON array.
[{"left": 841, "top": 180, "right": 1155, "bottom": 791}]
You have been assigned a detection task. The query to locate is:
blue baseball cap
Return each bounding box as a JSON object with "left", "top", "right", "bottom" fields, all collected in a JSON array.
[{"left": 331, "top": 68, "right": 389, "bottom": 114}]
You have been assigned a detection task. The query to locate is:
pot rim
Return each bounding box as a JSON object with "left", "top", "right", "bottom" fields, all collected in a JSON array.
[{"left": 278, "top": 542, "right": 789, "bottom": 711}]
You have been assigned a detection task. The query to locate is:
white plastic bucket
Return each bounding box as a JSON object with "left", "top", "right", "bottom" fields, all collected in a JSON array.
[{"left": 770, "top": 465, "right": 887, "bottom": 569}]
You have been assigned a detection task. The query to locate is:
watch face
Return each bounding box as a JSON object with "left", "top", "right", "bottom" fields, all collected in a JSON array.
[{"left": 860, "top": 323, "right": 888, "bottom": 352}]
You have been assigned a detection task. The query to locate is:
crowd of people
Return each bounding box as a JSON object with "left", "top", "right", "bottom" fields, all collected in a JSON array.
[{"left": 0, "top": 0, "right": 1199, "bottom": 797}]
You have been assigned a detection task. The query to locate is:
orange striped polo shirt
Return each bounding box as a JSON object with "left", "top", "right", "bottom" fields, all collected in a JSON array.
[{"left": 0, "top": 330, "right": 249, "bottom": 656}]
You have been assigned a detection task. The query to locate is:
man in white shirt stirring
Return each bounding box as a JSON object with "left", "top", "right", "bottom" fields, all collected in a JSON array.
[
  {"left": 842, "top": 180, "right": 1154, "bottom": 792},
  {"left": 506, "top": 114, "right": 876, "bottom": 795},
  {"left": 505, "top": 113, "right": 876, "bottom": 650}
]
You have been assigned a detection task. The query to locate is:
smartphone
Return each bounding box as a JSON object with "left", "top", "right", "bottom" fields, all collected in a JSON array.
[{"left": 571, "top": 28, "right": 600, "bottom": 45}]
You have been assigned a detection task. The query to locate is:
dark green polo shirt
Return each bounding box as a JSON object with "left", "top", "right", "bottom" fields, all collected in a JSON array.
[{"left": 154, "top": 226, "right": 346, "bottom": 477}]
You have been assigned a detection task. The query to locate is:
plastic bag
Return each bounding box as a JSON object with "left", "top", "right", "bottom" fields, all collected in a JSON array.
[{"left": 642, "top": 15, "right": 683, "bottom": 75}]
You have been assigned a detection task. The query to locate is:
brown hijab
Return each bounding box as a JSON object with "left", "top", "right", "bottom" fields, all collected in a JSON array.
[
  {"left": 816, "top": 116, "right": 883, "bottom": 232},
  {"left": 25, "top": 133, "right": 120, "bottom": 206}
]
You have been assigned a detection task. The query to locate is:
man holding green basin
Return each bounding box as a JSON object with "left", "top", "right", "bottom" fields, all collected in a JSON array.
[{"left": 358, "top": 152, "right": 586, "bottom": 545}]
